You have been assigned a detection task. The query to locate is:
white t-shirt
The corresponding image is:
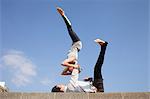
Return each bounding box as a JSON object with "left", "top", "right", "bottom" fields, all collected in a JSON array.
[{"left": 65, "top": 69, "right": 96, "bottom": 92}]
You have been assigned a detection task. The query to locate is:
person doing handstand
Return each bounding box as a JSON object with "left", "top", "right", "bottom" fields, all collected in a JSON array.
[{"left": 57, "top": 7, "right": 82, "bottom": 75}]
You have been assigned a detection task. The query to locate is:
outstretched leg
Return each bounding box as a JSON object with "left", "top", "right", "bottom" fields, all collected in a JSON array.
[
  {"left": 93, "top": 39, "right": 108, "bottom": 92},
  {"left": 57, "top": 7, "right": 80, "bottom": 43}
]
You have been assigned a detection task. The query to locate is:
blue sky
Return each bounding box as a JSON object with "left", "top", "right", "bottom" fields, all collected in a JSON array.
[{"left": 0, "top": 0, "right": 149, "bottom": 92}]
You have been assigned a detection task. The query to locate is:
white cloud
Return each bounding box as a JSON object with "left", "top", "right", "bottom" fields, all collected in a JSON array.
[
  {"left": 12, "top": 74, "right": 31, "bottom": 86},
  {"left": 1, "top": 50, "right": 37, "bottom": 87},
  {"left": 40, "top": 78, "right": 51, "bottom": 86}
]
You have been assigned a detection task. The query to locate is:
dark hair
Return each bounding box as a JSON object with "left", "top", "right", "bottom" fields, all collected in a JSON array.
[{"left": 51, "top": 85, "right": 64, "bottom": 92}]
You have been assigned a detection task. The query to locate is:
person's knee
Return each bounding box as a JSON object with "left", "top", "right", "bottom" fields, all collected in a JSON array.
[{"left": 72, "top": 41, "right": 82, "bottom": 51}]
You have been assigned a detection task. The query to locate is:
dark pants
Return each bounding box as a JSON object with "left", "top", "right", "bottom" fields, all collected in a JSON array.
[
  {"left": 93, "top": 44, "right": 107, "bottom": 92},
  {"left": 62, "top": 16, "right": 80, "bottom": 43}
]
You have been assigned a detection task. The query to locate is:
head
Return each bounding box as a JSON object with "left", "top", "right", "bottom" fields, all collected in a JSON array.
[{"left": 51, "top": 84, "right": 65, "bottom": 92}]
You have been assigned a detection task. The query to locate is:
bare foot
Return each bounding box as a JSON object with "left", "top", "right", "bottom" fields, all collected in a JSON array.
[
  {"left": 57, "top": 7, "right": 65, "bottom": 16},
  {"left": 94, "top": 39, "right": 107, "bottom": 46}
]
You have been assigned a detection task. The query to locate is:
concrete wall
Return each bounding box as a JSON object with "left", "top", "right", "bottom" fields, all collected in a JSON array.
[{"left": 0, "top": 92, "right": 149, "bottom": 99}]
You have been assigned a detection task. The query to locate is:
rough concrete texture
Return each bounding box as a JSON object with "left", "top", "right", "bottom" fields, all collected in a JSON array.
[{"left": 0, "top": 92, "right": 149, "bottom": 99}]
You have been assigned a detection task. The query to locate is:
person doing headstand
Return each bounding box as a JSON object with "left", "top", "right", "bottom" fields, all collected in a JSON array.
[
  {"left": 57, "top": 7, "right": 82, "bottom": 75},
  {"left": 52, "top": 39, "right": 108, "bottom": 92}
]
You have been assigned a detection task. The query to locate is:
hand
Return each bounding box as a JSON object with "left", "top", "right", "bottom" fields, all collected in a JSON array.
[
  {"left": 73, "top": 64, "right": 80, "bottom": 68},
  {"left": 84, "top": 77, "right": 93, "bottom": 82}
]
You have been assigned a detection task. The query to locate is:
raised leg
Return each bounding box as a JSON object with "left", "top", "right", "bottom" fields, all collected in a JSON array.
[
  {"left": 57, "top": 7, "right": 80, "bottom": 43},
  {"left": 93, "top": 39, "right": 108, "bottom": 92}
]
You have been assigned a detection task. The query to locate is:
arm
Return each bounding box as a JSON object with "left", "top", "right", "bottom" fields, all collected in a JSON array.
[
  {"left": 61, "top": 57, "right": 79, "bottom": 68},
  {"left": 61, "top": 71, "right": 72, "bottom": 75},
  {"left": 61, "top": 65, "right": 80, "bottom": 75},
  {"left": 61, "top": 67, "right": 72, "bottom": 75}
]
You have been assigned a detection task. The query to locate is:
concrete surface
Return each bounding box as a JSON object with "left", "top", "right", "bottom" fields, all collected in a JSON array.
[{"left": 0, "top": 92, "right": 149, "bottom": 99}]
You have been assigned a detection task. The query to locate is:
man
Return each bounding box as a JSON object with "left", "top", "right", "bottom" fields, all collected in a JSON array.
[
  {"left": 57, "top": 7, "right": 82, "bottom": 75},
  {"left": 51, "top": 39, "right": 108, "bottom": 92}
]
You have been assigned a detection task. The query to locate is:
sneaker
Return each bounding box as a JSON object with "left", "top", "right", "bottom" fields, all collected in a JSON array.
[
  {"left": 57, "top": 7, "right": 65, "bottom": 16},
  {"left": 94, "top": 39, "right": 108, "bottom": 46}
]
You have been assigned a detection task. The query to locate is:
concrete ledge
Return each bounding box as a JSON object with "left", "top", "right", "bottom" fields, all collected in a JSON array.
[{"left": 0, "top": 92, "right": 149, "bottom": 99}]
